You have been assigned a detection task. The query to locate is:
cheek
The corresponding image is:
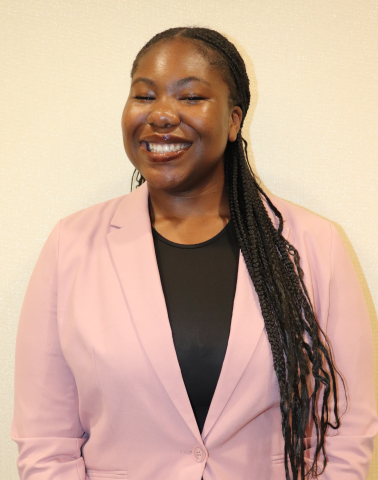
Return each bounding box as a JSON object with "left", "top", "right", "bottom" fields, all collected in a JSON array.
[
  {"left": 184, "top": 105, "right": 230, "bottom": 146},
  {"left": 121, "top": 109, "right": 147, "bottom": 165},
  {"left": 121, "top": 105, "right": 145, "bottom": 143}
]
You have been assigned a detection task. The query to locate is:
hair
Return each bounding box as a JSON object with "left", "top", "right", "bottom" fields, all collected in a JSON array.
[{"left": 130, "top": 27, "right": 344, "bottom": 480}]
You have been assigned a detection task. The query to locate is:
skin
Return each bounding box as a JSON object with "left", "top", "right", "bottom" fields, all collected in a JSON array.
[{"left": 121, "top": 38, "right": 242, "bottom": 244}]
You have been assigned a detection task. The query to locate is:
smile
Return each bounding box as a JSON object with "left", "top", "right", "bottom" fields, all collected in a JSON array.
[{"left": 142, "top": 141, "right": 191, "bottom": 153}]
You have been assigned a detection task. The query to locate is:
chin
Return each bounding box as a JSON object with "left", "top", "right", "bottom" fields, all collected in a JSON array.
[{"left": 143, "top": 169, "right": 187, "bottom": 192}]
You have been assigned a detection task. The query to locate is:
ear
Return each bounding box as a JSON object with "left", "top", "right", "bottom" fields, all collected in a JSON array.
[{"left": 228, "top": 106, "right": 243, "bottom": 142}]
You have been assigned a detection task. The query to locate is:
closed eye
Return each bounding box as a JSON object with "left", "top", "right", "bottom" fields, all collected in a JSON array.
[
  {"left": 134, "top": 96, "right": 155, "bottom": 101},
  {"left": 181, "top": 96, "right": 206, "bottom": 102}
]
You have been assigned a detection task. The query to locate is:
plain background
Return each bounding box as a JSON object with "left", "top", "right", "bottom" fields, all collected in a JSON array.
[{"left": 1, "top": 0, "right": 377, "bottom": 478}]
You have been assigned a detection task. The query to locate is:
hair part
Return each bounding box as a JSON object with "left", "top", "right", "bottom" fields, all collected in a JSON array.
[{"left": 130, "top": 26, "right": 344, "bottom": 480}]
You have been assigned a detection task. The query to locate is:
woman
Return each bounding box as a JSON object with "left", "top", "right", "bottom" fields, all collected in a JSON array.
[{"left": 12, "top": 27, "right": 377, "bottom": 480}]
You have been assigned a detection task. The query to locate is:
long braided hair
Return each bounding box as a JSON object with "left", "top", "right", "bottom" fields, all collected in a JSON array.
[{"left": 130, "top": 27, "right": 343, "bottom": 480}]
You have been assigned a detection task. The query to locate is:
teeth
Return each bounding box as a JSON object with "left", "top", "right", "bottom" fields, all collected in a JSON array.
[{"left": 147, "top": 142, "right": 189, "bottom": 153}]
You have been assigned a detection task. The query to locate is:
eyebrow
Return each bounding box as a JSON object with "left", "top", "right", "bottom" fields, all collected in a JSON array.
[
  {"left": 176, "top": 76, "right": 211, "bottom": 88},
  {"left": 131, "top": 76, "right": 211, "bottom": 88}
]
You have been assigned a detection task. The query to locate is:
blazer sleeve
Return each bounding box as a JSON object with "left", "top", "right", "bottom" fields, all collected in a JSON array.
[
  {"left": 309, "top": 223, "right": 378, "bottom": 480},
  {"left": 11, "top": 221, "right": 87, "bottom": 480}
]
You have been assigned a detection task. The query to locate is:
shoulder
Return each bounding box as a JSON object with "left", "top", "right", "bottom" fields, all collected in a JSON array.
[
  {"left": 58, "top": 183, "right": 148, "bottom": 240},
  {"left": 44, "top": 195, "right": 127, "bottom": 260},
  {"left": 265, "top": 195, "right": 351, "bottom": 325},
  {"left": 266, "top": 194, "right": 337, "bottom": 254},
  {"left": 266, "top": 194, "right": 343, "bottom": 282},
  {"left": 267, "top": 194, "right": 332, "bottom": 237},
  {"left": 60, "top": 194, "right": 127, "bottom": 234}
]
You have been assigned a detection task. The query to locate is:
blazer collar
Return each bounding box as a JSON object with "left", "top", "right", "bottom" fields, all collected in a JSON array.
[
  {"left": 107, "top": 183, "right": 290, "bottom": 441},
  {"left": 109, "top": 184, "right": 290, "bottom": 238},
  {"left": 109, "top": 182, "right": 147, "bottom": 228}
]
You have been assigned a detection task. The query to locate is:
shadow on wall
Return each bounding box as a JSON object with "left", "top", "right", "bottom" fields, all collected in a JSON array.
[
  {"left": 229, "top": 35, "right": 259, "bottom": 177},
  {"left": 230, "top": 34, "right": 378, "bottom": 335},
  {"left": 230, "top": 34, "right": 378, "bottom": 379},
  {"left": 333, "top": 222, "right": 378, "bottom": 333}
]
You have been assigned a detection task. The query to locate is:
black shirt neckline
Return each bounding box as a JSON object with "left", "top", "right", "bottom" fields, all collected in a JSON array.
[{"left": 151, "top": 221, "right": 231, "bottom": 249}]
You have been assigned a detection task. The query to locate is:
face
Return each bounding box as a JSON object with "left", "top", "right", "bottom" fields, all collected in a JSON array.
[{"left": 121, "top": 38, "right": 242, "bottom": 193}]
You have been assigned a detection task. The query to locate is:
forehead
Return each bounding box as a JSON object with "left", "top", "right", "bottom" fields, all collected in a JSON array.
[{"left": 132, "top": 38, "right": 226, "bottom": 87}]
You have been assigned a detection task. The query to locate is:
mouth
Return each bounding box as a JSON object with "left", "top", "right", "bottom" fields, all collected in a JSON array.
[{"left": 140, "top": 141, "right": 192, "bottom": 162}]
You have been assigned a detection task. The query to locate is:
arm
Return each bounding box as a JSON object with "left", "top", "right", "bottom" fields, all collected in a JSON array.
[
  {"left": 311, "top": 223, "right": 378, "bottom": 479},
  {"left": 12, "top": 221, "right": 86, "bottom": 480}
]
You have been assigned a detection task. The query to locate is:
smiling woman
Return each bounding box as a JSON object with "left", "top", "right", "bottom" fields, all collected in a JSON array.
[
  {"left": 122, "top": 37, "right": 242, "bottom": 243},
  {"left": 12, "top": 27, "right": 378, "bottom": 480}
]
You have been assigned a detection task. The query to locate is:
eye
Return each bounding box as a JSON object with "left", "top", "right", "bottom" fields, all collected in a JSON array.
[
  {"left": 134, "top": 95, "right": 155, "bottom": 101},
  {"left": 181, "top": 96, "right": 205, "bottom": 103}
]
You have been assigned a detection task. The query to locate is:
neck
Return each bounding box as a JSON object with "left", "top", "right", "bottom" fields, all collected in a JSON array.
[{"left": 147, "top": 172, "right": 230, "bottom": 244}]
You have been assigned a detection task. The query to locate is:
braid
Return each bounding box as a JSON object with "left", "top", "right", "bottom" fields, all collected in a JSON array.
[{"left": 130, "top": 27, "right": 344, "bottom": 480}]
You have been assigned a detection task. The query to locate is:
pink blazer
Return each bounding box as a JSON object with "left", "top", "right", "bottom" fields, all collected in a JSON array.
[{"left": 12, "top": 183, "right": 378, "bottom": 480}]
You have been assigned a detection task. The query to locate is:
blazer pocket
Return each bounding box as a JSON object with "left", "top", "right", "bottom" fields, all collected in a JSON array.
[
  {"left": 86, "top": 470, "right": 128, "bottom": 479},
  {"left": 270, "top": 456, "right": 324, "bottom": 479},
  {"left": 271, "top": 454, "right": 285, "bottom": 464}
]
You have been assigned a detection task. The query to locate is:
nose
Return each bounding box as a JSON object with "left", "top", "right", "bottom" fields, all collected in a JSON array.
[{"left": 147, "top": 98, "right": 180, "bottom": 129}]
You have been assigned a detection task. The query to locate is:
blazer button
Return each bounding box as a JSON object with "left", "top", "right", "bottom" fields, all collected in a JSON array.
[{"left": 192, "top": 446, "right": 207, "bottom": 463}]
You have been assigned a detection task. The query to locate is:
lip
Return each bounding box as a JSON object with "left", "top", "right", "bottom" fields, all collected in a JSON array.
[
  {"left": 139, "top": 135, "right": 192, "bottom": 163},
  {"left": 140, "top": 141, "right": 191, "bottom": 163},
  {"left": 140, "top": 134, "right": 192, "bottom": 144}
]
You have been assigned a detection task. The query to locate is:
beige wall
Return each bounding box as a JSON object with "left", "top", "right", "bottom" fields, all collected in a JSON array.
[{"left": 1, "top": 0, "right": 377, "bottom": 478}]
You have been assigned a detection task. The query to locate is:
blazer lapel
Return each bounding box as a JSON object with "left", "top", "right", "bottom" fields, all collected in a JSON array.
[
  {"left": 201, "top": 253, "right": 265, "bottom": 439},
  {"left": 106, "top": 184, "right": 200, "bottom": 440},
  {"left": 202, "top": 196, "right": 290, "bottom": 439}
]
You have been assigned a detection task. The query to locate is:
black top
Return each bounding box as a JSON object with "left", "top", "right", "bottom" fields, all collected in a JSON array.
[{"left": 152, "top": 221, "right": 240, "bottom": 433}]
